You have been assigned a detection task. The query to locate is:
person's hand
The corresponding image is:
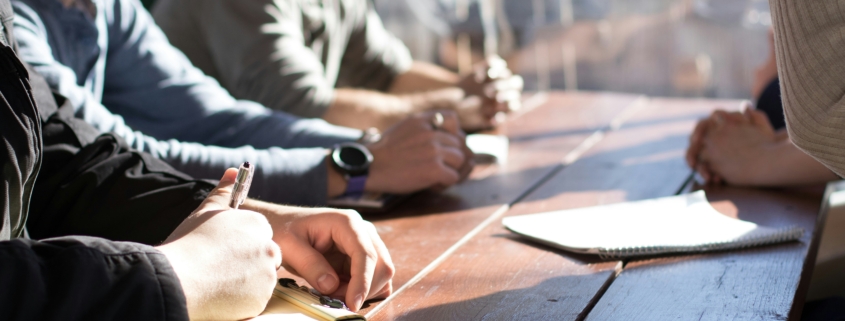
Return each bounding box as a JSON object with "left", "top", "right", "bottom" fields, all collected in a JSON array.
[
  {"left": 364, "top": 110, "right": 474, "bottom": 194},
  {"left": 156, "top": 169, "right": 282, "bottom": 320},
  {"left": 457, "top": 56, "right": 524, "bottom": 130},
  {"left": 240, "top": 202, "right": 395, "bottom": 312},
  {"left": 692, "top": 108, "right": 779, "bottom": 185},
  {"left": 686, "top": 102, "right": 757, "bottom": 182}
]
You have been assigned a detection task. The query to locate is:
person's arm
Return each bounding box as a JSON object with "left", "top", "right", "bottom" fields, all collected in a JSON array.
[
  {"left": 769, "top": 0, "right": 845, "bottom": 176},
  {"left": 0, "top": 237, "right": 190, "bottom": 321},
  {"left": 689, "top": 108, "right": 838, "bottom": 186},
  {"left": 12, "top": 0, "right": 359, "bottom": 206}
]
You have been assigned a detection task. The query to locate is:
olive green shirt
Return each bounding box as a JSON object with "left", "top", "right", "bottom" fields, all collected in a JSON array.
[{"left": 153, "top": 0, "right": 413, "bottom": 118}]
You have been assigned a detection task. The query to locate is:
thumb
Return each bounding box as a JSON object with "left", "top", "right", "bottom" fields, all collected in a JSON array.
[{"left": 202, "top": 168, "right": 240, "bottom": 210}]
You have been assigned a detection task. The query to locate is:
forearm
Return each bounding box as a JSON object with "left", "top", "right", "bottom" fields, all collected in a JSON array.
[
  {"left": 755, "top": 139, "right": 839, "bottom": 186},
  {"left": 323, "top": 88, "right": 414, "bottom": 130},
  {"left": 389, "top": 61, "right": 461, "bottom": 94}
]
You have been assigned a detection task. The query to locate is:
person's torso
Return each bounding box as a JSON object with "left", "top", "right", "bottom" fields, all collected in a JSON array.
[{"left": 15, "top": 0, "right": 108, "bottom": 106}]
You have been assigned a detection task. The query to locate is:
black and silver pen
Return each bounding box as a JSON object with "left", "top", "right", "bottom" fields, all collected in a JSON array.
[{"left": 229, "top": 162, "right": 254, "bottom": 209}]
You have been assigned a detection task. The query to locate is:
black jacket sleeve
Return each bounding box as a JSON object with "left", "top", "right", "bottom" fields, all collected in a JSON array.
[
  {"left": 25, "top": 66, "right": 216, "bottom": 245},
  {"left": 0, "top": 236, "right": 189, "bottom": 321},
  {"left": 0, "top": 4, "right": 189, "bottom": 319}
]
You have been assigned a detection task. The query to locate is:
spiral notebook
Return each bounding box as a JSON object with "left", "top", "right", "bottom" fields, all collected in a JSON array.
[
  {"left": 251, "top": 279, "right": 364, "bottom": 321},
  {"left": 503, "top": 191, "right": 804, "bottom": 259}
]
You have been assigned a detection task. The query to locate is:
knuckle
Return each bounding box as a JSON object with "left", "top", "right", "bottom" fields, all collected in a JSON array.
[
  {"left": 383, "top": 262, "right": 396, "bottom": 279},
  {"left": 341, "top": 209, "right": 363, "bottom": 221}
]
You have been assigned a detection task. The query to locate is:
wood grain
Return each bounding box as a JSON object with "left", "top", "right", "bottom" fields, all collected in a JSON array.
[
  {"left": 586, "top": 186, "right": 824, "bottom": 321},
  {"left": 366, "top": 97, "right": 739, "bottom": 320},
  {"left": 359, "top": 92, "right": 641, "bottom": 309}
]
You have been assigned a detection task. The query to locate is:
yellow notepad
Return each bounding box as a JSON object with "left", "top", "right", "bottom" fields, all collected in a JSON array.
[{"left": 251, "top": 279, "right": 365, "bottom": 321}]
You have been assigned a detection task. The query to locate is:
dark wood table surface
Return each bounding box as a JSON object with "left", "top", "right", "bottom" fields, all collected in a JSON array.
[{"left": 351, "top": 92, "right": 825, "bottom": 320}]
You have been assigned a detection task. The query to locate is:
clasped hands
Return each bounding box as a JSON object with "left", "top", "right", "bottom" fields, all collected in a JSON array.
[
  {"left": 157, "top": 169, "right": 393, "bottom": 320},
  {"left": 685, "top": 102, "right": 785, "bottom": 186}
]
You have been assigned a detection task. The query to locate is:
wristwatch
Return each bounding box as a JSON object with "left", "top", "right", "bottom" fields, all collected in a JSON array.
[{"left": 331, "top": 142, "right": 373, "bottom": 196}]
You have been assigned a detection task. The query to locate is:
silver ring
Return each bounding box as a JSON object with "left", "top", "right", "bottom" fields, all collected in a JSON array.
[{"left": 431, "top": 112, "right": 444, "bottom": 130}]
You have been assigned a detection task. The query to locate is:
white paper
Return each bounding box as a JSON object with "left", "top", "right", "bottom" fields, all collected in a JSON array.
[{"left": 503, "top": 191, "right": 803, "bottom": 258}]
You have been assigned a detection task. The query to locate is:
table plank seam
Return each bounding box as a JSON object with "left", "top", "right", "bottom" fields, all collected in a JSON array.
[
  {"left": 576, "top": 261, "right": 625, "bottom": 321},
  {"left": 366, "top": 95, "right": 649, "bottom": 319},
  {"left": 576, "top": 173, "right": 694, "bottom": 320}
]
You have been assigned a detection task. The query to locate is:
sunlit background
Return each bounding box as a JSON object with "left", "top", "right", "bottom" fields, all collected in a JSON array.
[{"left": 374, "top": 0, "right": 772, "bottom": 99}]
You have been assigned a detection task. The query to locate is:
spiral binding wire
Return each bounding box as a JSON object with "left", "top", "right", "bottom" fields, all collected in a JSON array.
[{"left": 597, "top": 226, "right": 804, "bottom": 260}]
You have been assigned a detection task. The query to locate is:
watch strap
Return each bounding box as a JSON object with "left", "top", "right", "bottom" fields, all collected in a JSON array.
[{"left": 344, "top": 174, "right": 367, "bottom": 196}]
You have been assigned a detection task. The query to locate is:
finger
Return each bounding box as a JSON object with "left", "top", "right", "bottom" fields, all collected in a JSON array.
[
  {"left": 485, "top": 77, "right": 524, "bottom": 98},
  {"left": 507, "top": 97, "right": 522, "bottom": 112},
  {"left": 687, "top": 119, "right": 710, "bottom": 168},
  {"left": 435, "top": 110, "right": 463, "bottom": 137},
  {"left": 433, "top": 161, "right": 462, "bottom": 187},
  {"left": 432, "top": 130, "right": 464, "bottom": 149},
  {"left": 712, "top": 110, "right": 743, "bottom": 125},
  {"left": 341, "top": 231, "right": 379, "bottom": 311},
  {"left": 363, "top": 222, "right": 394, "bottom": 300},
  {"left": 371, "top": 280, "right": 393, "bottom": 300},
  {"left": 201, "top": 168, "right": 240, "bottom": 210},
  {"left": 438, "top": 145, "right": 466, "bottom": 170},
  {"left": 457, "top": 152, "right": 475, "bottom": 181},
  {"left": 270, "top": 241, "right": 283, "bottom": 271},
  {"left": 278, "top": 237, "right": 342, "bottom": 295},
  {"left": 480, "top": 101, "right": 503, "bottom": 119}
]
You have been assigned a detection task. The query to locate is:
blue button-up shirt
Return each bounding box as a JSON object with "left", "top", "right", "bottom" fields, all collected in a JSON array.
[{"left": 12, "top": 0, "right": 362, "bottom": 205}]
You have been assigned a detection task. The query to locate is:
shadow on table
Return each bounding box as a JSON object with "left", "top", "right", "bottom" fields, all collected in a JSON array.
[
  {"left": 512, "top": 133, "right": 692, "bottom": 205},
  {"left": 364, "top": 132, "right": 692, "bottom": 222},
  {"left": 509, "top": 113, "right": 700, "bottom": 143},
  {"left": 491, "top": 233, "right": 616, "bottom": 265},
  {"left": 363, "top": 164, "right": 562, "bottom": 221},
  {"left": 384, "top": 275, "right": 611, "bottom": 321}
]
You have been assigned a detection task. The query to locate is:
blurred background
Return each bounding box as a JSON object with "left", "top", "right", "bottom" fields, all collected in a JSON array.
[{"left": 373, "top": 0, "right": 772, "bottom": 99}]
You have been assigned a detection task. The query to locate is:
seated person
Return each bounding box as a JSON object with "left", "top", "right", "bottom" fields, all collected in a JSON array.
[
  {"left": 11, "top": 0, "right": 473, "bottom": 207},
  {"left": 151, "top": 0, "right": 524, "bottom": 131},
  {"left": 685, "top": 28, "right": 837, "bottom": 187},
  {"left": 0, "top": 6, "right": 391, "bottom": 319},
  {"left": 767, "top": 2, "right": 845, "bottom": 319}
]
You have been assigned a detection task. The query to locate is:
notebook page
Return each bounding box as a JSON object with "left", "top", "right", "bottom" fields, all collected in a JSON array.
[{"left": 503, "top": 191, "right": 803, "bottom": 258}]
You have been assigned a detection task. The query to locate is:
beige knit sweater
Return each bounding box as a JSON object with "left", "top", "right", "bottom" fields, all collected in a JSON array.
[
  {"left": 771, "top": 0, "right": 845, "bottom": 177},
  {"left": 769, "top": 0, "right": 845, "bottom": 176}
]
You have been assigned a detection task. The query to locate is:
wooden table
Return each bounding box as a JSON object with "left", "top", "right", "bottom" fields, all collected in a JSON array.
[{"left": 356, "top": 92, "right": 826, "bottom": 320}]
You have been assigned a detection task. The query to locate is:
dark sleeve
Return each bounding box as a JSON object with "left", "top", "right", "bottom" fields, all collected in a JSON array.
[
  {"left": 0, "top": 236, "right": 188, "bottom": 321},
  {"left": 22, "top": 60, "right": 216, "bottom": 246}
]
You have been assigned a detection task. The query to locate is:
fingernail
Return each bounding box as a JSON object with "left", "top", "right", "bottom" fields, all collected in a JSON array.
[
  {"left": 317, "top": 274, "right": 337, "bottom": 293},
  {"left": 353, "top": 294, "right": 364, "bottom": 311}
]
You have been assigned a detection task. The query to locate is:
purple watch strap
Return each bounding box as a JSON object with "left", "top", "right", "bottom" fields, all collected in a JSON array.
[{"left": 344, "top": 175, "right": 367, "bottom": 196}]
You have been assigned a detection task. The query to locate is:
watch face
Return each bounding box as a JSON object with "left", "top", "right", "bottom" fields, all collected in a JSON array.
[
  {"left": 340, "top": 146, "right": 367, "bottom": 166},
  {"left": 333, "top": 143, "right": 373, "bottom": 174}
]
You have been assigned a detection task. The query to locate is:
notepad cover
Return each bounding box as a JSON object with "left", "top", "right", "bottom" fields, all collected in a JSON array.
[{"left": 503, "top": 191, "right": 804, "bottom": 259}]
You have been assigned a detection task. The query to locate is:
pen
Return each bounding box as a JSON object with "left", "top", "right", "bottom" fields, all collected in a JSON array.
[{"left": 229, "top": 162, "right": 254, "bottom": 209}]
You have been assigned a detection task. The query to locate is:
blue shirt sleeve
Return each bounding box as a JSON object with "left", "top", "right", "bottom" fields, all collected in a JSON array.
[{"left": 12, "top": 0, "right": 361, "bottom": 205}]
